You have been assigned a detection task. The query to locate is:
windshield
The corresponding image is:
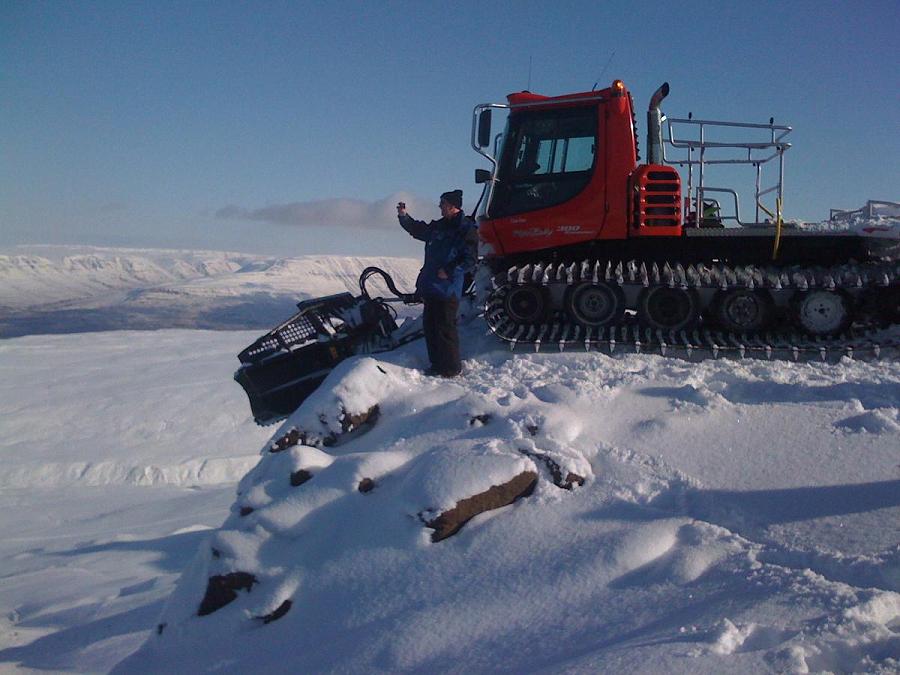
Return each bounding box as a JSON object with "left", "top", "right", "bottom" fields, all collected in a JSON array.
[{"left": 489, "top": 106, "right": 597, "bottom": 218}]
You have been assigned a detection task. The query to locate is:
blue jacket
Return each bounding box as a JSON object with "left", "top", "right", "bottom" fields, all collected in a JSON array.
[{"left": 399, "top": 211, "right": 478, "bottom": 299}]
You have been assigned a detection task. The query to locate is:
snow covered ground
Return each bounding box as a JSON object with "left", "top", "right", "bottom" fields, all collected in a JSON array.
[
  {"left": 0, "top": 329, "right": 272, "bottom": 672},
  {"left": 0, "top": 246, "right": 898, "bottom": 673}
]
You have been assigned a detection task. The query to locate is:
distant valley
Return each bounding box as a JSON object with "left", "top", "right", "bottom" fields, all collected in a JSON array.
[{"left": 0, "top": 246, "right": 420, "bottom": 337}]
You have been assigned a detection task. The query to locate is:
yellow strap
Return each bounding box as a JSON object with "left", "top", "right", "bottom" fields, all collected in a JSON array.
[{"left": 771, "top": 197, "right": 783, "bottom": 260}]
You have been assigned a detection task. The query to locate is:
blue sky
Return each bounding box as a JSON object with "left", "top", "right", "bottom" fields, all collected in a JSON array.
[{"left": 2, "top": 0, "right": 898, "bottom": 256}]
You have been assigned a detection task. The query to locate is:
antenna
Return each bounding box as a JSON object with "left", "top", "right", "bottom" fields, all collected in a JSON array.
[
  {"left": 527, "top": 55, "right": 533, "bottom": 91},
  {"left": 592, "top": 51, "right": 616, "bottom": 91}
]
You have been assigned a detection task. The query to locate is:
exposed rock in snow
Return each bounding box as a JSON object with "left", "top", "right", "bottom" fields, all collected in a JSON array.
[
  {"left": 197, "top": 572, "right": 257, "bottom": 617},
  {"left": 424, "top": 469, "right": 538, "bottom": 542}
]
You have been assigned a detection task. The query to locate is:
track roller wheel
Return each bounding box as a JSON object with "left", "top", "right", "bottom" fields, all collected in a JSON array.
[
  {"left": 565, "top": 282, "right": 624, "bottom": 327},
  {"left": 714, "top": 289, "right": 773, "bottom": 332},
  {"left": 793, "top": 290, "right": 852, "bottom": 336},
  {"left": 504, "top": 285, "right": 548, "bottom": 324},
  {"left": 638, "top": 287, "right": 699, "bottom": 331}
]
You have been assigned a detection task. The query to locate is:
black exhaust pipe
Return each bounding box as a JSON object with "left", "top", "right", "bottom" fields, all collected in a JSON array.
[{"left": 647, "top": 82, "right": 669, "bottom": 165}]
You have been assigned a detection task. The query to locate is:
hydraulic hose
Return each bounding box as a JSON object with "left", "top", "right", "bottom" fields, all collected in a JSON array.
[{"left": 359, "top": 266, "right": 418, "bottom": 303}]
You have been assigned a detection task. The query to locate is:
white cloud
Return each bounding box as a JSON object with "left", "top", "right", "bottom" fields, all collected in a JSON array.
[{"left": 215, "top": 192, "right": 441, "bottom": 229}]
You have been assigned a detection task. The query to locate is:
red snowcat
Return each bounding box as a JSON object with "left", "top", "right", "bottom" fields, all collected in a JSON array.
[{"left": 235, "top": 80, "right": 899, "bottom": 424}]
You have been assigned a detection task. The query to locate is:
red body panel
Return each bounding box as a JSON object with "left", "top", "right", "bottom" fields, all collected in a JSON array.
[{"left": 480, "top": 84, "right": 649, "bottom": 258}]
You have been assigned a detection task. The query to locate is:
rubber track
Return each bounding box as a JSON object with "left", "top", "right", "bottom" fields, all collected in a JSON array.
[{"left": 483, "top": 258, "right": 900, "bottom": 362}]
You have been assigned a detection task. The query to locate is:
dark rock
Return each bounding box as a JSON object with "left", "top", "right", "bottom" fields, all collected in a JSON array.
[
  {"left": 290, "top": 469, "right": 313, "bottom": 487},
  {"left": 425, "top": 470, "right": 538, "bottom": 542},
  {"left": 296, "top": 405, "right": 381, "bottom": 448},
  {"left": 526, "top": 424, "right": 540, "bottom": 436},
  {"left": 358, "top": 478, "right": 375, "bottom": 493},
  {"left": 346, "top": 405, "right": 379, "bottom": 431},
  {"left": 239, "top": 506, "right": 254, "bottom": 517},
  {"left": 519, "top": 449, "right": 585, "bottom": 490},
  {"left": 469, "top": 413, "right": 492, "bottom": 426},
  {"left": 259, "top": 599, "right": 293, "bottom": 625},
  {"left": 197, "top": 572, "right": 258, "bottom": 616},
  {"left": 269, "top": 427, "right": 302, "bottom": 453},
  {"left": 156, "top": 622, "right": 166, "bottom": 635},
  {"left": 564, "top": 472, "right": 586, "bottom": 489},
  {"left": 268, "top": 408, "right": 378, "bottom": 451},
  {"left": 211, "top": 547, "right": 221, "bottom": 559}
]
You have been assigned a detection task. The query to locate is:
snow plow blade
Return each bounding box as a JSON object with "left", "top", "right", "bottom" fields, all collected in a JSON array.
[{"left": 234, "top": 268, "right": 419, "bottom": 426}]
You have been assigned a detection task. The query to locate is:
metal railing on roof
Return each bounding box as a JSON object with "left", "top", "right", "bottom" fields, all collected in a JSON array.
[{"left": 662, "top": 116, "right": 792, "bottom": 226}]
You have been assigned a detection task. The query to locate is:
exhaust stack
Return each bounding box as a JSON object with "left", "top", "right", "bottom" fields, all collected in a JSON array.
[{"left": 647, "top": 82, "right": 670, "bottom": 165}]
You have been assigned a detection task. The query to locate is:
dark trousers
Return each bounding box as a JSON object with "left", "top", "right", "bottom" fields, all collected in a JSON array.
[{"left": 422, "top": 296, "right": 461, "bottom": 375}]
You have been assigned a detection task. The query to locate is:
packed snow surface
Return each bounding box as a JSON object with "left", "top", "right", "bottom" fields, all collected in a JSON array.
[
  {"left": 1, "top": 245, "right": 898, "bottom": 673},
  {"left": 114, "top": 336, "right": 900, "bottom": 675}
]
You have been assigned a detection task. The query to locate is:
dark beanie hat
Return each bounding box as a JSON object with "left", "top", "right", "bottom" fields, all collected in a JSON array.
[{"left": 440, "top": 189, "right": 463, "bottom": 209}]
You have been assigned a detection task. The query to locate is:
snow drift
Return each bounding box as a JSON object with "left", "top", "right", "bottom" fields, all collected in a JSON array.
[{"left": 116, "top": 324, "right": 900, "bottom": 674}]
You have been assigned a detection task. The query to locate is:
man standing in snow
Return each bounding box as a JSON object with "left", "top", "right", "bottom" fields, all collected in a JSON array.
[{"left": 397, "top": 190, "right": 478, "bottom": 377}]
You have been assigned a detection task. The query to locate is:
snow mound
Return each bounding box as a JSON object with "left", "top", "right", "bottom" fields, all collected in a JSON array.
[{"left": 116, "top": 332, "right": 900, "bottom": 674}]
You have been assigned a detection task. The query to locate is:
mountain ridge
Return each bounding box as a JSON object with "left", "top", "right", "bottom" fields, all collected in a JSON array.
[{"left": 0, "top": 247, "right": 420, "bottom": 337}]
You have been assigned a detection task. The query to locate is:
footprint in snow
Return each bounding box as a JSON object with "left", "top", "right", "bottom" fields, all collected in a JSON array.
[
  {"left": 834, "top": 410, "right": 900, "bottom": 434},
  {"left": 637, "top": 384, "right": 709, "bottom": 407}
]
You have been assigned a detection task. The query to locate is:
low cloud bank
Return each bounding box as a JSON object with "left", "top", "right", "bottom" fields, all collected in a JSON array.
[{"left": 216, "top": 193, "right": 440, "bottom": 229}]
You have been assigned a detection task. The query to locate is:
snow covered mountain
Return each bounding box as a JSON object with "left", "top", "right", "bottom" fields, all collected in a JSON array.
[
  {"left": 0, "top": 246, "right": 421, "bottom": 337},
  {"left": 0, "top": 248, "right": 249, "bottom": 309},
  {"left": 0, "top": 245, "right": 898, "bottom": 674}
]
